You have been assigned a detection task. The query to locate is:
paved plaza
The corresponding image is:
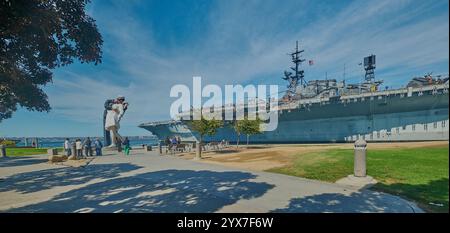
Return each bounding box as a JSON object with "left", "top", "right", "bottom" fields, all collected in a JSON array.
[{"left": 0, "top": 150, "right": 422, "bottom": 213}]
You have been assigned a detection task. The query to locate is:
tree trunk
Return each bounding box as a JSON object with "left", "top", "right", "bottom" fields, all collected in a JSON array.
[
  {"left": 195, "top": 137, "right": 202, "bottom": 160},
  {"left": 236, "top": 133, "right": 240, "bottom": 148},
  {"left": 246, "top": 134, "right": 249, "bottom": 146}
]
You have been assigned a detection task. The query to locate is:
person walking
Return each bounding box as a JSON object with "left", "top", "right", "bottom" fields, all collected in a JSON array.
[
  {"left": 83, "top": 137, "right": 92, "bottom": 157},
  {"left": 165, "top": 136, "right": 171, "bottom": 152},
  {"left": 123, "top": 137, "right": 130, "bottom": 156},
  {"left": 64, "top": 138, "right": 71, "bottom": 156},
  {"left": 165, "top": 136, "right": 170, "bottom": 146},
  {"left": 94, "top": 138, "right": 103, "bottom": 156},
  {"left": 75, "top": 139, "right": 83, "bottom": 159},
  {"left": 116, "top": 137, "right": 122, "bottom": 152},
  {"left": 170, "top": 137, "right": 178, "bottom": 153}
]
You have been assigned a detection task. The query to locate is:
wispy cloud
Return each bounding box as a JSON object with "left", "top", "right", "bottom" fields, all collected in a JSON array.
[{"left": 44, "top": 0, "right": 448, "bottom": 135}]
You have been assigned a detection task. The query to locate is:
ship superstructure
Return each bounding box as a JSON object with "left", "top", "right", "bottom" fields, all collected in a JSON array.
[{"left": 139, "top": 42, "right": 449, "bottom": 143}]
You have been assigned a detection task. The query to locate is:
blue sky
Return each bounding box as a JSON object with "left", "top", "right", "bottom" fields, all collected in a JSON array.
[{"left": 0, "top": 0, "right": 448, "bottom": 137}]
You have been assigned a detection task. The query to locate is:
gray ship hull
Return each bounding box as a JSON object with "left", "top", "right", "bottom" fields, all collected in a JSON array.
[{"left": 139, "top": 87, "right": 449, "bottom": 143}]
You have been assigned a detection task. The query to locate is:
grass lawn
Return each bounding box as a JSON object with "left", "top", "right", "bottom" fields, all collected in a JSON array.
[
  {"left": 5, "top": 147, "right": 63, "bottom": 156},
  {"left": 267, "top": 145, "right": 449, "bottom": 213}
]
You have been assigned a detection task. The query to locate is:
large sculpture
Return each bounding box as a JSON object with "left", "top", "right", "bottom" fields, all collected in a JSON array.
[{"left": 103, "top": 96, "right": 128, "bottom": 147}]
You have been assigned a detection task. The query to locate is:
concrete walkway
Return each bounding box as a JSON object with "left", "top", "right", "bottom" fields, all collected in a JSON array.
[{"left": 0, "top": 150, "right": 422, "bottom": 213}]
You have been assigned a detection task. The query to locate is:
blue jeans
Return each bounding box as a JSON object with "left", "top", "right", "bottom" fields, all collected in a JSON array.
[
  {"left": 77, "top": 149, "right": 83, "bottom": 158},
  {"left": 96, "top": 148, "right": 102, "bottom": 156},
  {"left": 85, "top": 147, "right": 92, "bottom": 157}
]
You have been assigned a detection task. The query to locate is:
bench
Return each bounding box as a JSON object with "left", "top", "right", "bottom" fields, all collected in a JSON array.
[{"left": 167, "top": 143, "right": 191, "bottom": 155}]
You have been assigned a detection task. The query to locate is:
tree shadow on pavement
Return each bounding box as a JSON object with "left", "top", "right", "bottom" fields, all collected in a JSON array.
[
  {"left": 0, "top": 163, "right": 142, "bottom": 193},
  {"left": 271, "top": 190, "right": 420, "bottom": 213},
  {"left": 6, "top": 170, "right": 274, "bottom": 213},
  {"left": 0, "top": 157, "right": 48, "bottom": 168}
]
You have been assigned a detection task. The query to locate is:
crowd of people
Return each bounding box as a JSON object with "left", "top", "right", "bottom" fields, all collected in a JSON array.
[
  {"left": 165, "top": 136, "right": 181, "bottom": 150},
  {"left": 63, "top": 137, "right": 132, "bottom": 158},
  {"left": 63, "top": 137, "right": 103, "bottom": 158}
]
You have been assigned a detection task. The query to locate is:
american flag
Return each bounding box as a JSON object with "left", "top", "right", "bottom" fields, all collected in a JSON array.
[{"left": 308, "top": 60, "right": 314, "bottom": 65}]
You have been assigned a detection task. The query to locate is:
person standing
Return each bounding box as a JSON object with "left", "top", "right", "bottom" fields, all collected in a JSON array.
[
  {"left": 165, "top": 136, "right": 171, "bottom": 151},
  {"left": 164, "top": 136, "right": 170, "bottom": 145},
  {"left": 116, "top": 137, "right": 122, "bottom": 152},
  {"left": 123, "top": 137, "right": 130, "bottom": 155},
  {"left": 94, "top": 138, "right": 103, "bottom": 156},
  {"left": 170, "top": 137, "right": 178, "bottom": 153},
  {"left": 83, "top": 137, "right": 92, "bottom": 157},
  {"left": 64, "top": 138, "right": 71, "bottom": 156},
  {"left": 75, "top": 139, "right": 83, "bottom": 158}
]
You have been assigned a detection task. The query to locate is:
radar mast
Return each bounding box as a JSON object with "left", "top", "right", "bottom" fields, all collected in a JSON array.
[
  {"left": 282, "top": 41, "right": 306, "bottom": 98},
  {"left": 364, "top": 54, "right": 376, "bottom": 83}
]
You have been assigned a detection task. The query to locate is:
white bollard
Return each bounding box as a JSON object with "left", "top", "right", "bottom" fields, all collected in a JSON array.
[{"left": 354, "top": 138, "right": 367, "bottom": 177}]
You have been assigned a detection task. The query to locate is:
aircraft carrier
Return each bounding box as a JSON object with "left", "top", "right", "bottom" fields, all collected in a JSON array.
[{"left": 139, "top": 42, "right": 449, "bottom": 143}]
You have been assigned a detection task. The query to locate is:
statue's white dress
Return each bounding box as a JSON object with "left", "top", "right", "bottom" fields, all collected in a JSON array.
[
  {"left": 105, "top": 103, "right": 124, "bottom": 130},
  {"left": 105, "top": 103, "right": 124, "bottom": 146}
]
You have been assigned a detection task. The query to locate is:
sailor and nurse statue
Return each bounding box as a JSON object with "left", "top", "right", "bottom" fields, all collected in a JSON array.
[{"left": 103, "top": 95, "right": 128, "bottom": 148}]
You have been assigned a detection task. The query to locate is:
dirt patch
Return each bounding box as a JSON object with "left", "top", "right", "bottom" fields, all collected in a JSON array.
[
  {"left": 366, "top": 141, "right": 448, "bottom": 149},
  {"left": 49, "top": 158, "right": 94, "bottom": 168},
  {"left": 176, "top": 141, "right": 448, "bottom": 171}
]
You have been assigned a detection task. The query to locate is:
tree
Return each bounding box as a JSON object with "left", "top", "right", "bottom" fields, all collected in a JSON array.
[
  {"left": 233, "top": 119, "right": 244, "bottom": 148},
  {"left": 189, "top": 116, "right": 223, "bottom": 159},
  {"left": 243, "top": 117, "right": 262, "bottom": 146},
  {"left": 233, "top": 117, "right": 262, "bottom": 147},
  {"left": 0, "top": 0, "right": 103, "bottom": 122}
]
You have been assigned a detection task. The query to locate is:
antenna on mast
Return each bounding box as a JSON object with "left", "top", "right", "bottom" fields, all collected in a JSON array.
[{"left": 282, "top": 40, "right": 306, "bottom": 98}]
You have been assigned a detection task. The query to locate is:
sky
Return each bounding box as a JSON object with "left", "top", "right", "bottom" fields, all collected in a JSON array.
[{"left": 0, "top": 0, "right": 448, "bottom": 137}]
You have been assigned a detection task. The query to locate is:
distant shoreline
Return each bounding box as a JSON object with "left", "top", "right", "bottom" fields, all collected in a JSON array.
[{"left": 7, "top": 136, "right": 159, "bottom": 148}]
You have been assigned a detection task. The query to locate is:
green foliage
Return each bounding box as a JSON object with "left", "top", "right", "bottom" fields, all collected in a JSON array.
[
  {"left": 240, "top": 117, "right": 262, "bottom": 136},
  {"left": 190, "top": 116, "right": 223, "bottom": 141},
  {"left": 233, "top": 117, "right": 262, "bottom": 146},
  {"left": 189, "top": 115, "right": 223, "bottom": 159},
  {"left": 0, "top": 0, "right": 103, "bottom": 121},
  {"left": 6, "top": 147, "right": 63, "bottom": 156},
  {"left": 268, "top": 146, "right": 449, "bottom": 212}
]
